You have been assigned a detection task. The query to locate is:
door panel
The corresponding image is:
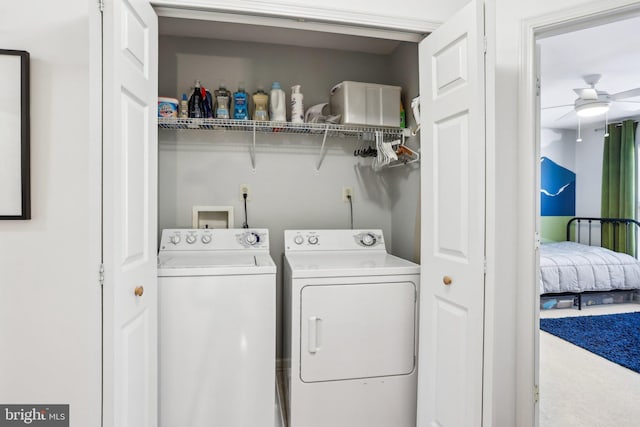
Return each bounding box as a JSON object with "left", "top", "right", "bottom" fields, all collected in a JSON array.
[
  {"left": 417, "top": 0, "right": 486, "bottom": 426},
  {"left": 434, "top": 36, "right": 468, "bottom": 95},
  {"left": 121, "top": 90, "right": 148, "bottom": 266},
  {"left": 435, "top": 114, "right": 469, "bottom": 259},
  {"left": 300, "top": 282, "right": 416, "bottom": 383},
  {"left": 103, "top": 0, "right": 158, "bottom": 426}
]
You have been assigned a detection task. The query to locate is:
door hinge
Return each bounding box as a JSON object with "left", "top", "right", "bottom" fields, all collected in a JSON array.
[
  {"left": 98, "top": 0, "right": 104, "bottom": 12},
  {"left": 534, "top": 384, "right": 540, "bottom": 403},
  {"left": 99, "top": 263, "right": 105, "bottom": 287},
  {"left": 536, "top": 76, "right": 541, "bottom": 97},
  {"left": 534, "top": 231, "right": 541, "bottom": 250}
]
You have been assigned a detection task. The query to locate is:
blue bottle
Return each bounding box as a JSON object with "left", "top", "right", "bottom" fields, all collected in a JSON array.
[{"left": 233, "top": 83, "right": 249, "bottom": 120}]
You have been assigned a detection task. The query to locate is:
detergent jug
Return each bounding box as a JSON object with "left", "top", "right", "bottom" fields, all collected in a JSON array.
[{"left": 253, "top": 89, "right": 269, "bottom": 121}]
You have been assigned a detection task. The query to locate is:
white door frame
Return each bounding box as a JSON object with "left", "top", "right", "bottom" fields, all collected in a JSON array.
[
  {"left": 132, "top": 1, "right": 496, "bottom": 425},
  {"left": 517, "top": 1, "right": 640, "bottom": 425}
]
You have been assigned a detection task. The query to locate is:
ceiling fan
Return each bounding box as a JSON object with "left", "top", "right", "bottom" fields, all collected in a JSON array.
[{"left": 544, "top": 74, "right": 640, "bottom": 121}]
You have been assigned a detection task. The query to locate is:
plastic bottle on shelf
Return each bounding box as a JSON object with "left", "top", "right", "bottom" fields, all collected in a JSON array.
[
  {"left": 233, "top": 83, "right": 249, "bottom": 120},
  {"left": 253, "top": 88, "right": 269, "bottom": 121},
  {"left": 269, "top": 82, "right": 286, "bottom": 122},
  {"left": 188, "top": 80, "right": 204, "bottom": 118},
  {"left": 291, "top": 84, "right": 304, "bottom": 123},
  {"left": 214, "top": 83, "right": 231, "bottom": 119},
  {"left": 179, "top": 93, "right": 188, "bottom": 119}
]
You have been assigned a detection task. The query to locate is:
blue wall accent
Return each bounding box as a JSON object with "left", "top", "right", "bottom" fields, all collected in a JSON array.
[{"left": 541, "top": 156, "right": 576, "bottom": 217}]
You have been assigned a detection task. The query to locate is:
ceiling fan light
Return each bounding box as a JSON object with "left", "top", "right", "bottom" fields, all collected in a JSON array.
[{"left": 575, "top": 101, "right": 610, "bottom": 117}]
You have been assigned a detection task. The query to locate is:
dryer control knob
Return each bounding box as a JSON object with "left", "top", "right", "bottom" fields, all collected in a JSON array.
[
  {"left": 308, "top": 235, "right": 319, "bottom": 245},
  {"left": 201, "top": 234, "right": 212, "bottom": 244},
  {"left": 361, "top": 233, "right": 376, "bottom": 246},
  {"left": 245, "top": 232, "right": 259, "bottom": 245},
  {"left": 170, "top": 235, "right": 181, "bottom": 245},
  {"left": 186, "top": 234, "right": 196, "bottom": 244},
  {"left": 294, "top": 235, "right": 304, "bottom": 245}
]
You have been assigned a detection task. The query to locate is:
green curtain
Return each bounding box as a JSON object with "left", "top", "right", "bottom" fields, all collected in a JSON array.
[{"left": 601, "top": 119, "right": 638, "bottom": 256}]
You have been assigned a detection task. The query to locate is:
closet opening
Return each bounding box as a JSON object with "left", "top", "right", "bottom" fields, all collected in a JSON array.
[{"left": 155, "top": 13, "right": 423, "bottom": 425}]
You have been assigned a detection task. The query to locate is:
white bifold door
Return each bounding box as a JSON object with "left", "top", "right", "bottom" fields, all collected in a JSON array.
[
  {"left": 102, "top": 0, "right": 158, "bottom": 426},
  {"left": 417, "top": 0, "right": 487, "bottom": 426}
]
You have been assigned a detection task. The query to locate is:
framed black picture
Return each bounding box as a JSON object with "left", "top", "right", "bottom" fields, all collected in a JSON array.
[{"left": 0, "top": 49, "right": 30, "bottom": 220}]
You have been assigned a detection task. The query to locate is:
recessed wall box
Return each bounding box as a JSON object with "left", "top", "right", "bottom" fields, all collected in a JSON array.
[{"left": 192, "top": 206, "right": 234, "bottom": 229}]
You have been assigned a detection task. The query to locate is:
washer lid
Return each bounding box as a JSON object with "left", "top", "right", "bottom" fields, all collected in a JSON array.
[
  {"left": 159, "top": 253, "right": 257, "bottom": 268},
  {"left": 157, "top": 252, "right": 276, "bottom": 276},
  {"left": 286, "top": 251, "right": 420, "bottom": 278}
]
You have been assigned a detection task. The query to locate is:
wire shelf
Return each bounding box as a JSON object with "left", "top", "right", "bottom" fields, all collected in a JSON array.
[{"left": 158, "top": 117, "right": 406, "bottom": 141}]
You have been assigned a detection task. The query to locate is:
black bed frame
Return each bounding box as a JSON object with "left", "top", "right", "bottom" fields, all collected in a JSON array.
[
  {"left": 544, "top": 217, "right": 640, "bottom": 310},
  {"left": 566, "top": 217, "right": 640, "bottom": 253}
]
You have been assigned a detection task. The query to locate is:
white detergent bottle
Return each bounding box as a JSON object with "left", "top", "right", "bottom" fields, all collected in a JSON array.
[
  {"left": 270, "top": 82, "right": 286, "bottom": 122},
  {"left": 291, "top": 84, "right": 304, "bottom": 123}
]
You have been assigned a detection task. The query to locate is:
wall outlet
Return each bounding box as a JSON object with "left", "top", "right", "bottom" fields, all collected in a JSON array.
[
  {"left": 342, "top": 186, "right": 353, "bottom": 202},
  {"left": 240, "top": 184, "right": 251, "bottom": 201}
]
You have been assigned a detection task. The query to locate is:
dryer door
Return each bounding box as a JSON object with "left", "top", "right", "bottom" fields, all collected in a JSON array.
[{"left": 300, "top": 280, "right": 416, "bottom": 383}]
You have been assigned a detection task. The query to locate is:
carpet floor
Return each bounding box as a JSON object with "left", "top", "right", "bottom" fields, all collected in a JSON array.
[
  {"left": 540, "top": 304, "right": 640, "bottom": 427},
  {"left": 540, "top": 311, "right": 640, "bottom": 373}
]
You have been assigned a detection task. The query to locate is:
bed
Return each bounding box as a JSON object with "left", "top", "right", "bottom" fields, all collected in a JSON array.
[{"left": 540, "top": 217, "right": 640, "bottom": 309}]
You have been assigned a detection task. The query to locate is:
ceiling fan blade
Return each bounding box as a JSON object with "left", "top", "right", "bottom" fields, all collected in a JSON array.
[
  {"left": 541, "top": 104, "right": 573, "bottom": 110},
  {"left": 555, "top": 109, "right": 575, "bottom": 122},
  {"left": 573, "top": 88, "right": 598, "bottom": 100},
  {"left": 611, "top": 88, "right": 640, "bottom": 100}
]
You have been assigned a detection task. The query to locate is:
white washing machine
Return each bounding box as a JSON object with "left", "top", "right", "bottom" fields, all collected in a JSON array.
[
  {"left": 283, "top": 229, "right": 420, "bottom": 427},
  {"left": 158, "top": 228, "right": 276, "bottom": 427}
]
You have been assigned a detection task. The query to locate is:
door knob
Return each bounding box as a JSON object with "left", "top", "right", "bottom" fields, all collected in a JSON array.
[
  {"left": 134, "top": 286, "right": 144, "bottom": 297},
  {"left": 443, "top": 276, "right": 453, "bottom": 285}
]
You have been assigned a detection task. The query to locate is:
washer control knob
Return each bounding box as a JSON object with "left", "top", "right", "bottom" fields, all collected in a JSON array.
[
  {"left": 170, "top": 235, "right": 181, "bottom": 245},
  {"left": 361, "top": 233, "right": 376, "bottom": 246},
  {"left": 245, "top": 232, "right": 259, "bottom": 245},
  {"left": 308, "top": 235, "right": 319, "bottom": 245},
  {"left": 186, "top": 234, "right": 197, "bottom": 244},
  {"left": 294, "top": 235, "right": 304, "bottom": 245},
  {"left": 201, "top": 234, "right": 212, "bottom": 244}
]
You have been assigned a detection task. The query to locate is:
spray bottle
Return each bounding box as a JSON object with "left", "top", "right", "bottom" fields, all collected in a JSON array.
[{"left": 291, "top": 84, "right": 304, "bottom": 123}]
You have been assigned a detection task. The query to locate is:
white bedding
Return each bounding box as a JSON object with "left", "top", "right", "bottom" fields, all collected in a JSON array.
[{"left": 540, "top": 241, "right": 640, "bottom": 294}]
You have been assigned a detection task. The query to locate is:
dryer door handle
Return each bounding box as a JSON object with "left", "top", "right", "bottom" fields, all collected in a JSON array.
[{"left": 308, "top": 316, "right": 322, "bottom": 354}]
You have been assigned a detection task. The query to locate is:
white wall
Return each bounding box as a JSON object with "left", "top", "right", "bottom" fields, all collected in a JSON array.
[
  {"left": 575, "top": 123, "right": 605, "bottom": 216},
  {"left": 1, "top": 1, "right": 626, "bottom": 427},
  {"left": 0, "top": 1, "right": 101, "bottom": 426},
  {"left": 540, "top": 127, "right": 576, "bottom": 171}
]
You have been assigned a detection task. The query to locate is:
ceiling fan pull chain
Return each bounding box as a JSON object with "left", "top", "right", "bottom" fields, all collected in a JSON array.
[{"left": 576, "top": 116, "right": 583, "bottom": 143}]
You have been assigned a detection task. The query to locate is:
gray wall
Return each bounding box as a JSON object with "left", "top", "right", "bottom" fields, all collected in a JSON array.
[
  {"left": 158, "top": 36, "right": 420, "bottom": 357},
  {"left": 389, "top": 42, "right": 421, "bottom": 263}
]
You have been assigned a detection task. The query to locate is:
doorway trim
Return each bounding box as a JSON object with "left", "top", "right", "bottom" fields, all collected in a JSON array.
[{"left": 518, "top": 0, "right": 640, "bottom": 425}]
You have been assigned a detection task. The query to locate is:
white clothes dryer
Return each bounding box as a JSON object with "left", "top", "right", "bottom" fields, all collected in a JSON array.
[
  {"left": 158, "top": 228, "right": 276, "bottom": 427},
  {"left": 283, "top": 229, "right": 420, "bottom": 427}
]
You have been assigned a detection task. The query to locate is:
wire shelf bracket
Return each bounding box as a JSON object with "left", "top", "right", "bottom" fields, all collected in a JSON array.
[{"left": 158, "top": 117, "right": 409, "bottom": 172}]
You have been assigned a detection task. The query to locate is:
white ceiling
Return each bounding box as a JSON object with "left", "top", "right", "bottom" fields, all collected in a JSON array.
[{"left": 539, "top": 15, "right": 640, "bottom": 130}]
